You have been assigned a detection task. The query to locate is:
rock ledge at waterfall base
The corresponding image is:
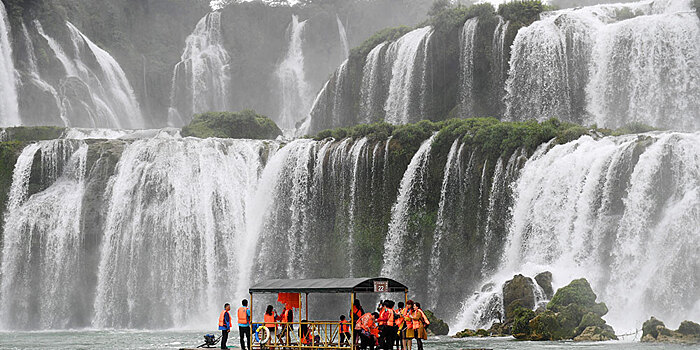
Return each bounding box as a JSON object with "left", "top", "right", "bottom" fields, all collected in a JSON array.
[{"left": 641, "top": 317, "right": 700, "bottom": 344}]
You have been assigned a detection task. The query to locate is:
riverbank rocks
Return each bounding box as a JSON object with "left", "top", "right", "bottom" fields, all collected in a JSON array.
[
  {"left": 641, "top": 317, "right": 700, "bottom": 344},
  {"left": 502, "top": 274, "right": 536, "bottom": 324},
  {"left": 424, "top": 310, "right": 449, "bottom": 335},
  {"left": 511, "top": 278, "right": 616, "bottom": 341}
]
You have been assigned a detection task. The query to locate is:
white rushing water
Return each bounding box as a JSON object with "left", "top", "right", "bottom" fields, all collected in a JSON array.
[
  {"left": 0, "top": 2, "right": 20, "bottom": 126},
  {"left": 505, "top": 0, "right": 700, "bottom": 129},
  {"left": 359, "top": 42, "right": 388, "bottom": 124},
  {"left": 276, "top": 15, "right": 311, "bottom": 130},
  {"left": 455, "top": 132, "right": 700, "bottom": 333},
  {"left": 384, "top": 26, "right": 433, "bottom": 125},
  {"left": 459, "top": 17, "right": 479, "bottom": 117},
  {"left": 168, "top": 12, "right": 231, "bottom": 127},
  {"left": 33, "top": 21, "right": 144, "bottom": 128},
  {"left": 336, "top": 14, "right": 350, "bottom": 58},
  {"left": 380, "top": 134, "right": 436, "bottom": 280}
]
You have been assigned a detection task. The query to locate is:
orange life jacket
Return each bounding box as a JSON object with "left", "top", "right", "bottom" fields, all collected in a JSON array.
[
  {"left": 402, "top": 308, "right": 413, "bottom": 330},
  {"left": 340, "top": 320, "right": 350, "bottom": 333},
  {"left": 219, "top": 310, "right": 231, "bottom": 327},
  {"left": 411, "top": 309, "right": 430, "bottom": 330},
  {"left": 357, "top": 313, "right": 373, "bottom": 331},
  {"left": 238, "top": 307, "right": 249, "bottom": 325},
  {"left": 394, "top": 308, "right": 403, "bottom": 327},
  {"left": 281, "top": 308, "right": 293, "bottom": 323},
  {"left": 264, "top": 313, "right": 276, "bottom": 328}
]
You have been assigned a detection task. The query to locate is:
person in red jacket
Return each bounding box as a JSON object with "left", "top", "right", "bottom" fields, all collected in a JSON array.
[{"left": 356, "top": 312, "right": 379, "bottom": 350}]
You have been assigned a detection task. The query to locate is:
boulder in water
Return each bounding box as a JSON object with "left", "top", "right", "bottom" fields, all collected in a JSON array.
[
  {"left": 534, "top": 271, "right": 553, "bottom": 299},
  {"left": 424, "top": 310, "right": 449, "bottom": 336},
  {"left": 181, "top": 110, "right": 282, "bottom": 139},
  {"left": 641, "top": 317, "right": 700, "bottom": 344},
  {"left": 502, "top": 274, "right": 536, "bottom": 323}
]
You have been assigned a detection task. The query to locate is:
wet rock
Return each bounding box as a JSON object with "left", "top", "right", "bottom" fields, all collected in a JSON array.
[
  {"left": 502, "top": 274, "right": 536, "bottom": 323},
  {"left": 511, "top": 307, "right": 535, "bottom": 339},
  {"left": 534, "top": 271, "right": 553, "bottom": 299},
  {"left": 574, "top": 326, "right": 617, "bottom": 341},
  {"left": 454, "top": 328, "right": 476, "bottom": 338},
  {"left": 642, "top": 317, "right": 700, "bottom": 344},
  {"left": 424, "top": 310, "right": 449, "bottom": 336}
]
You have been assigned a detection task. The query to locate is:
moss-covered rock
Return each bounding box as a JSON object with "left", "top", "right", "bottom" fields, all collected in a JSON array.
[
  {"left": 454, "top": 328, "right": 476, "bottom": 338},
  {"left": 181, "top": 110, "right": 282, "bottom": 140},
  {"left": 503, "top": 274, "right": 536, "bottom": 323},
  {"left": 642, "top": 317, "right": 700, "bottom": 344},
  {"left": 547, "top": 278, "right": 601, "bottom": 314},
  {"left": 511, "top": 307, "right": 535, "bottom": 338},
  {"left": 1, "top": 126, "right": 66, "bottom": 142},
  {"left": 424, "top": 310, "right": 449, "bottom": 335},
  {"left": 528, "top": 310, "right": 559, "bottom": 340},
  {"left": 573, "top": 325, "right": 617, "bottom": 341}
]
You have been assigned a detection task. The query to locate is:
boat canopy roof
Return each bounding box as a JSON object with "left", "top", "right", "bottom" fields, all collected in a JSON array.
[{"left": 249, "top": 277, "right": 408, "bottom": 294}]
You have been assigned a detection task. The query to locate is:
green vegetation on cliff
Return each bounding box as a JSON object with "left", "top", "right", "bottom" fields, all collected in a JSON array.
[
  {"left": 1, "top": 126, "right": 66, "bottom": 142},
  {"left": 181, "top": 110, "right": 282, "bottom": 140}
]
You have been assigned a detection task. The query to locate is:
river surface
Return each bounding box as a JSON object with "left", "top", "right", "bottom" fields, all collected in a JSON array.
[{"left": 0, "top": 331, "right": 691, "bottom": 350}]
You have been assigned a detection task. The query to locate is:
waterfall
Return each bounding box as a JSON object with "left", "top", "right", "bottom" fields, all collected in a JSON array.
[
  {"left": 359, "top": 42, "right": 388, "bottom": 124},
  {"left": 336, "top": 14, "right": 350, "bottom": 58},
  {"left": 587, "top": 7, "right": 700, "bottom": 130},
  {"left": 168, "top": 12, "right": 230, "bottom": 127},
  {"left": 20, "top": 22, "right": 67, "bottom": 126},
  {"left": 458, "top": 17, "right": 479, "bottom": 117},
  {"left": 0, "top": 2, "right": 20, "bottom": 126},
  {"left": 505, "top": 0, "right": 700, "bottom": 129},
  {"left": 0, "top": 140, "right": 88, "bottom": 329},
  {"left": 490, "top": 17, "right": 509, "bottom": 116},
  {"left": 276, "top": 15, "right": 311, "bottom": 130},
  {"left": 34, "top": 21, "right": 144, "bottom": 128},
  {"left": 380, "top": 134, "right": 436, "bottom": 282},
  {"left": 455, "top": 132, "right": 700, "bottom": 332},
  {"left": 384, "top": 26, "right": 433, "bottom": 125}
]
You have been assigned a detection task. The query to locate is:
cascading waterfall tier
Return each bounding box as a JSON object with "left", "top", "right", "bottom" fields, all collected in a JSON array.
[
  {"left": 458, "top": 18, "right": 479, "bottom": 117},
  {"left": 506, "top": 0, "right": 700, "bottom": 130},
  {"left": 276, "top": 15, "right": 312, "bottom": 130},
  {"left": 33, "top": 21, "right": 144, "bottom": 129},
  {"left": 0, "top": 2, "right": 20, "bottom": 127},
  {"left": 384, "top": 26, "right": 433, "bottom": 125},
  {"left": 168, "top": 12, "right": 231, "bottom": 127},
  {"left": 455, "top": 132, "right": 700, "bottom": 333}
]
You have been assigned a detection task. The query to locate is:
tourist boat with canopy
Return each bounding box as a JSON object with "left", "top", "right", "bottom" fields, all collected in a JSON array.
[{"left": 248, "top": 277, "right": 408, "bottom": 350}]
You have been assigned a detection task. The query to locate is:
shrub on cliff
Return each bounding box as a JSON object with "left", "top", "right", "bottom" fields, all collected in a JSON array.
[{"left": 181, "top": 110, "right": 282, "bottom": 140}]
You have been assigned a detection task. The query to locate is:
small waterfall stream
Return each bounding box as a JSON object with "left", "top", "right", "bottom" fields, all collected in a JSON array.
[
  {"left": 0, "top": 2, "right": 20, "bottom": 126},
  {"left": 276, "top": 15, "right": 312, "bottom": 130}
]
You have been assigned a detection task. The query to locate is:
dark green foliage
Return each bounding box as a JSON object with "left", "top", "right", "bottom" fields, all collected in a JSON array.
[
  {"left": 2, "top": 126, "right": 66, "bottom": 141},
  {"left": 424, "top": 310, "right": 449, "bottom": 335},
  {"left": 181, "top": 110, "right": 282, "bottom": 140},
  {"left": 576, "top": 312, "right": 607, "bottom": 335},
  {"left": 511, "top": 307, "right": 535, "bottom": 337},
  {"left": 498, "top": 0, "right": 551, "bottom": 25},
  {"left": 349, "top": 26, "right": 413, "bottom": 61}
]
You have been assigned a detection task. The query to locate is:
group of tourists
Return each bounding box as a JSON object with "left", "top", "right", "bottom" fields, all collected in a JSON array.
[
  {"left": 351, "top": 299, "right": 430, "bottom": 350},
  {"left": 217, "top": 298, "right": 429, "bottom": 350}
]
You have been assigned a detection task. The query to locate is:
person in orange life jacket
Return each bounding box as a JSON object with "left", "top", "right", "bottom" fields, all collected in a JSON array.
[
  {"left": 394, "top": 302, "right": 405, "bottom": 350},
  {"left": 401, "top": 300, "right": 414, "bottom": 350},
  {"left": 277, "top": 303, "right": 294, "bottom": 343},
  {"left": 351, "top": 299, "right": 364, "bottom": 345},
  {"left": 378, "top": 300, "right": 397, "bottom": 350},
  {"left": 218, "top": 303, "right": 232, "bottom": 349},
  {"left": 237, "top": 299, "right": 251, "bottom": 350},
  {"left": 357, "top": 312, "right": 379, "bottom": 350},
  {"left": 339, "top": 315, "right": 351, "bottom": 345},
  {"left": 300, "top": 319, "right": 314, "bottom": 346},
  {"left": 409, "top": 303, "right": 429, "bottom": 350},
  {"left": 264, "top": 304, "right": 278, "bottom": 342}
]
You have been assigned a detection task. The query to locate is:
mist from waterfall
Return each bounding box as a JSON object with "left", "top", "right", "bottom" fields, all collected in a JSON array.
[
  {"left": 0, "top": 2, "right": 20, "bottom": 126},
  {"left": 168, "top": 12, "right": 231, "bottom": 127},
  {"left": 276, "top": 15, "right": 312, "bottom": 130}
]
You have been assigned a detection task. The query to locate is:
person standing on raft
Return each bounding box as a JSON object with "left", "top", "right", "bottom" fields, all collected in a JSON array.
[
  {"left": 219, "top": 303, "right": 232, "bottom": 349},
  {"left": 237, "top": 299, "right": 251, "bottom": 350}
]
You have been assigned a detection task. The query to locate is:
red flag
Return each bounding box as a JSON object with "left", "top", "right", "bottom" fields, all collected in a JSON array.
[{"left": 277, "top": 293, "right": 300, "bottom": 308}]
